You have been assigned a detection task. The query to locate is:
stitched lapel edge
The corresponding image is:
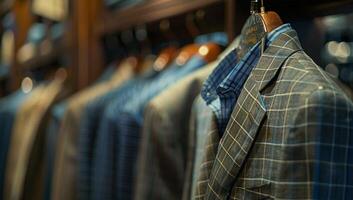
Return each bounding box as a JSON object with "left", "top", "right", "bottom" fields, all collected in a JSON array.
[{"left": 251, "top": 29, "right": 303, "bottom": 92}]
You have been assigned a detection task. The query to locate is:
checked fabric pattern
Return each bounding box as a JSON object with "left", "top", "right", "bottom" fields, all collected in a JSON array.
[
  {"left": 194, "top": 29, "right": 353, "bottom": 199},
  {"left": 192, "top": 113, "right": 221, "bottom": 199}
]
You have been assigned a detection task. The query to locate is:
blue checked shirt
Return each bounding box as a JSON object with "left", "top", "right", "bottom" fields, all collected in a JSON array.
[
  {"left": 92, "top": 56, "right": 206, "bottom": 200},
  {"left": 201, "top": 23, "right": 292, "bottom": 135}
]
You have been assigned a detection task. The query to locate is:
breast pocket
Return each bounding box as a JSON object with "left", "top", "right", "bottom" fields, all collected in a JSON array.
[{"left": 229, "top": 181, "right": 273, "bottom": 200}]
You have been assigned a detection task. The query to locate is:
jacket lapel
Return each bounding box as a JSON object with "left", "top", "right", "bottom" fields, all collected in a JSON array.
[{"left": 205, "top": 29, "right": 303, "bottom": 199}]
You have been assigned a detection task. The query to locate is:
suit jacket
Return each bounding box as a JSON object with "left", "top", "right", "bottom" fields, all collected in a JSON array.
[
  {"left": 4, "top": 79, "right": 63, "bottom": 200},
  {"left": 195, "top": 29, "right": 353, "bottom": 199},
  {"left": 51, "top": 61, "right": 133, "bottom": 200},
  {"left": 134, "top": 62, "right": 216, "bottom": 200},
  {"left": 183, "top": 96, "right": 215, "bottom": 200}
]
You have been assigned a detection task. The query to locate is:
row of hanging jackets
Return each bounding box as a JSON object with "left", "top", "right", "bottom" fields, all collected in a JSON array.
[{"left": 0, "top": 20, "right": 353, "bottom": 200}]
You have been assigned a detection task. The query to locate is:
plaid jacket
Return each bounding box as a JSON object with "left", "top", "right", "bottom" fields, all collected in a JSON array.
[{"left": 194, "top": 29, "right": 353, "bottom": 199}]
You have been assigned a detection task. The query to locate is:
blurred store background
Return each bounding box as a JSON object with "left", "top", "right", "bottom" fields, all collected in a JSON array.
[{"left": 0, "top": 0, "right": 352, "bottom": 97}]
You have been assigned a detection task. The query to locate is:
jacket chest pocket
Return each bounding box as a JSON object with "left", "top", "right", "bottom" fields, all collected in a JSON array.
[{"left": 229, "top": 181, "right": 273, "bottom": 200}]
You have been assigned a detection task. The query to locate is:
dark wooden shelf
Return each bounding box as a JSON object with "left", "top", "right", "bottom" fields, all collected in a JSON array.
[{"left": 96, "top": 0, "right": 224, "bottom": 36}]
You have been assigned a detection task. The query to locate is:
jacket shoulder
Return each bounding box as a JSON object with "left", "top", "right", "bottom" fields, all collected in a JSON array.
[{"left": 280, "top": 51, "right": 347, "bottom": 96}]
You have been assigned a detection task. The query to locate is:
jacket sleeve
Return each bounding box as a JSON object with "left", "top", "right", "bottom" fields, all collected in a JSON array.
[{"left": 293, "top": 88, "right": 353, "bottom": 199}]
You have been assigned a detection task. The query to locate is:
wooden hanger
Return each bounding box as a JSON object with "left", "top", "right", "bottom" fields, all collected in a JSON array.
[
  {"left": 153, "top": 46, "right": 179, "bottom": 71},
  {"left": 175, "top": 44, "right": 200, "bottom": 66},
  {"left": 174, "top": 42, "right": 221, "bottom": 66},
  {"left": 197, "top": 42, "right": 221, "bottom": 63},
  {"left": 237, "top": 0, "right": 283, "bottom": 59}
]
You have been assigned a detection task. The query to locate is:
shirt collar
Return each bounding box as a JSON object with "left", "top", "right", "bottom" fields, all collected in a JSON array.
[
  {"left": 201, "top": 49, "right": 238, "bottom": 105},
  {"left": 220, "top": 23, "right": 292, "bottom": 93}
]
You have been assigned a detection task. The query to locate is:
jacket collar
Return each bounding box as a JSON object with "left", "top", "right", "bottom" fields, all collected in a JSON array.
[{"left": 251, "top": 29, "right": 303, "bottom": 92}]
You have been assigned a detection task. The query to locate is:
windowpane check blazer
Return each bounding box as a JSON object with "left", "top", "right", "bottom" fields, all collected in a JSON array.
[{"left": 195, "top": 29, "right": 353, "bottom": 199}]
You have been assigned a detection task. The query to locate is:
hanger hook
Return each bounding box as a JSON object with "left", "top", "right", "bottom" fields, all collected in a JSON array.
[{"left": 260, "top": 0, "right": 266, "bottom": 13}]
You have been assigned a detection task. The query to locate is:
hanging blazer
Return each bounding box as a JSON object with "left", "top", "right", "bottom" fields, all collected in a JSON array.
[
  {"left": 195, "top": 29, "right": 353, "bottom": 199},
  {"left": 4, "top": 79, "right": 64, "bottom": 200}
]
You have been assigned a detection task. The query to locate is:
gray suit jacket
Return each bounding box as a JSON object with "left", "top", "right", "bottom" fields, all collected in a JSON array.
[
  {"left": 135, "top": 63, "right": 216, "bottom": 200},
  {"left": 195, "top": 29, "right": 353, "bottom": 199}
]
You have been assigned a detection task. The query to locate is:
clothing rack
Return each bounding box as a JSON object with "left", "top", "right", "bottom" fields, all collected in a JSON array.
[
  {"left": 70, "top": 0, "right": 235, "bottom": 91},
  {"left": 4, "top": 0, "right": 353, "bottom": 94}
]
